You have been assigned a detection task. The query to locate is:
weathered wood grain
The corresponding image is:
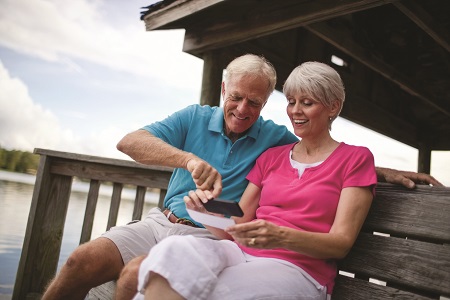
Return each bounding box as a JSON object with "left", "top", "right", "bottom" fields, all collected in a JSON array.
[{"left": 333, "top": 275, "right": 434, "bottom": 299}]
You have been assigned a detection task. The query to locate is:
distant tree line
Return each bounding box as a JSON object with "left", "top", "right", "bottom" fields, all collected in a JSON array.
[{"left": 0, "top": 147, "right": 40, "bottom": 174}]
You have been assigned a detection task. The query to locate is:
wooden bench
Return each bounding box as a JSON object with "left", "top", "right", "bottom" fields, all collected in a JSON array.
[
  {"left": 90, "top": 183, "right": 450, "bottom": 300},
  {"left": 13, "top": 149, "right": 450, "bottom": 299},
  {"left": 333, "top": 183, "right": 450, "bottom": 299}
]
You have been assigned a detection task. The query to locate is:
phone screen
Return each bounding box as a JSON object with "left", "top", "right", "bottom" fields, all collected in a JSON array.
[{"left": 203, "top": 199, "right": 244, "bottom": 217}]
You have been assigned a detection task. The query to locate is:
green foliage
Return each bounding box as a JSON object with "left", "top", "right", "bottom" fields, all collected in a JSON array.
[{"left": 0, "top": 147, "right": 39, "bottom": 174}]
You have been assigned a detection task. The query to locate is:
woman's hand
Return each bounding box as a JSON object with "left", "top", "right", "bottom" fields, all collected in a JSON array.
[
  {"left": 225, "top": 219, "right": 283, "bottom": 248},
  {"left": 183, "top": 189, "right": 214, "bottom": 213},
  {"left": 184, "top": 189, "right": 233, "bottom": 240}
]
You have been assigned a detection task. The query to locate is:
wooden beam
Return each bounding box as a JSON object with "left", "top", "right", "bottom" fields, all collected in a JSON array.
[
  {"left": 394, "top": 1, "right": 450, "bottom": 53},
  {"left": 200, "top": 51, "right": 224, "bottom": 106},
  {"left": 143, "top": 0, "right": 225, "bottom": 30},
  {"left": 428, "top": 130, "right": 450, "bottom": 150},
  {"left": 418, "top": 145, "right": 431, "bottom": 174},
  {"left": 181, "top": 0, "right": 398, "bottom": 53},
  {"left": 305, "top": 22, "right": 450, "bottom": 118}
]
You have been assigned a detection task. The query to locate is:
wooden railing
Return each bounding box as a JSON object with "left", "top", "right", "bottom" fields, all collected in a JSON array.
[{"left": 12, "top": 148, "right": 174, "bottom": 300}]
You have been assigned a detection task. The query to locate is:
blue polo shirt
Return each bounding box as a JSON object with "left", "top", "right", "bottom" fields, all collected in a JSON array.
[{"left": 142, "top": 104, "right": 298, "bottom": 224}]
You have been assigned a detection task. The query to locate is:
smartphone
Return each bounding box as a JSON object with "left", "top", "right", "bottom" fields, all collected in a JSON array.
[{"left": 203, "top": 199, "right": 244, "bottom": 217}]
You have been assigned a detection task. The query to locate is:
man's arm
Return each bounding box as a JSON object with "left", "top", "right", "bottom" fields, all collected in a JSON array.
[
  {"left": 375, "top": 167, "right": 444, "bottom": 188},
  {"left": 117, "top": 129, "right": 222, "bottom": 197}
]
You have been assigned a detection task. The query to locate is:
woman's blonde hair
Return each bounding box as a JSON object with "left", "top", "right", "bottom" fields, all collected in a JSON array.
[{"left": 283, "top": 61, "right": 345, "bottom": 127}]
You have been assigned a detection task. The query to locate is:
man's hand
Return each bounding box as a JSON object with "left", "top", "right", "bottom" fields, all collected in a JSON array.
[
  {"left": 186, "top": 157, "right": 222, "bottom": 197},
  {"left": 376, "top": 167, "right": 444, "bottom": 189}
]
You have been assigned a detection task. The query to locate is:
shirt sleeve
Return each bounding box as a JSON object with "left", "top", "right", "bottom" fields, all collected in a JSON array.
[
  {"left": 141, "top": 105, "right": 196, "bottom": 149},
  {"left": 343, "top": 146, "right": 377, "bottom": 194},
  {"left": 246, "top": 150, "right": 269, "bottom": 188}
]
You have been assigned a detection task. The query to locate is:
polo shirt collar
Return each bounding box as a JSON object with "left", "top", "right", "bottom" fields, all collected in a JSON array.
[{"left": 208, "top": 107, "right": 261, "bottom": 140}]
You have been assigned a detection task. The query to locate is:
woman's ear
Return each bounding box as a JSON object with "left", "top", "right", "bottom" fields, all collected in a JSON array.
[{"left": 330, "top": 99, "right": 341, "bottom": 117}]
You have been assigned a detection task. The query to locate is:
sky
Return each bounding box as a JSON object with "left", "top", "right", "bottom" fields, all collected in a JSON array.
[{"left": 0, "top": 0, "right": 449, "bottom": 186}]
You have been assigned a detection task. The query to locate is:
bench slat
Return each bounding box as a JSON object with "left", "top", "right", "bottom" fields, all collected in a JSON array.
[
  {"left": 363, "top": 184, "right": 450, "bottom": 242},
  {"left": 333, "top": 275, "right": 434, "bottom": 299},
  {"left": 338, "top": 233, "right": 450, "bottom": 296}
]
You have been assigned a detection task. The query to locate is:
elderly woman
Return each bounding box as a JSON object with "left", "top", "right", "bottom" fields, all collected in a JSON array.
[{"left": 132, "top": 61, "right": 377, "bottom": 300}]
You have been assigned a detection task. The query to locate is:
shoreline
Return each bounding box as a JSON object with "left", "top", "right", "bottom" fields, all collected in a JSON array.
[{"left": 0, "top": 170, "right": 159, "bottom": 204}]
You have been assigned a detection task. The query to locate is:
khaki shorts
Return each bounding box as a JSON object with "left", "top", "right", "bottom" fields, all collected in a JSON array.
[{"left": 101, "top": 207, "right": 216, "bottom": 264}]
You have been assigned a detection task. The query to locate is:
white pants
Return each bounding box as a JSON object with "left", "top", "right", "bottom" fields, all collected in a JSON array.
[{"left": 133, "top": 235, "right": 328, "bottom": 300}]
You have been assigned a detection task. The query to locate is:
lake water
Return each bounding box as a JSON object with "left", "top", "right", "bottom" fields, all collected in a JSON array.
[{"left": 0, "top": 170, "right": 158, "bottom": 299}]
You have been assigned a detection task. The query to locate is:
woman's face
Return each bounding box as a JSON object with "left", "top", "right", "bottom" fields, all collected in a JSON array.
[
  {"left": 286, "top": 93, "right": 332, "bottom": 139},
  {"left": 222, "top": 75, "right": 268, "bottom": 138}
]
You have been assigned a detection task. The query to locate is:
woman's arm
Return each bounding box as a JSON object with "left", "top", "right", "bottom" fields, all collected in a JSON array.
[{"left": 227, "top": 186, "right": 373, "bottom": 260}]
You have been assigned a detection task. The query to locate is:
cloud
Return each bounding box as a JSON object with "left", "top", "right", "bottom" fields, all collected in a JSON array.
[
  {"left": 0, "top": 0, "right": 203, "bottom": 88},
  {"left": 0, "top": 0, "right": 203, "bottom": 158},
  {"left": 0, "top": 60, "right": 131, "bottom": 158},
  {"left": 0, "top": 60, "right": 64, "bottom": 151}
]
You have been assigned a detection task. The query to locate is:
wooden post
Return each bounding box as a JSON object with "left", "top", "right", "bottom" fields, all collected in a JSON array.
[
  {"left": 418, "top": 145, "right": 431, "bottom": 174},
  {"left": 200, "top": 51, "right": 224, "bottom": 107},
  {"left": 13, "top": 154, "right": 72, "bottom": 300}
]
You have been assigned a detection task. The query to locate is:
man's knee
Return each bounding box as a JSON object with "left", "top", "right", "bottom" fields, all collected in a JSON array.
[{"left": 65, "top": 238, "right": 124, "bottom": 278}]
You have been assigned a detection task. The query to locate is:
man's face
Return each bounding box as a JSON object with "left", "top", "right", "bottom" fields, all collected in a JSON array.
[{"left": 222, "top": 75, "right": 269, "bottom": 139}]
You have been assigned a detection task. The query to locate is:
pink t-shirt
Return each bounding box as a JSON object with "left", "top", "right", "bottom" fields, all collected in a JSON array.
[{"left": 240, "top": 142, "right": 377, "bottom": 294}]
